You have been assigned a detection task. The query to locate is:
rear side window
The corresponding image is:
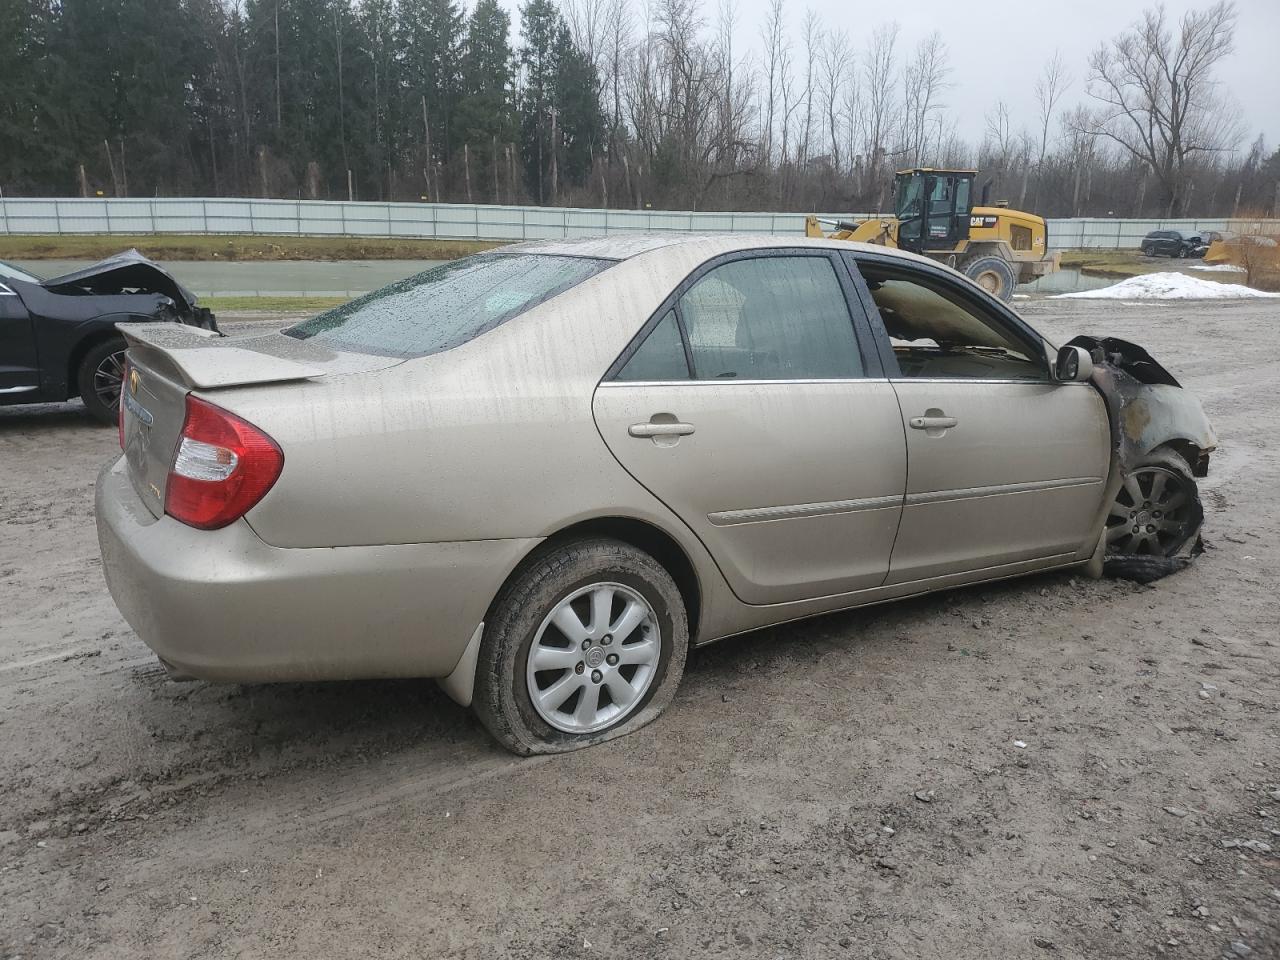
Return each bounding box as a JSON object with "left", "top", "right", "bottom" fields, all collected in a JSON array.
[
  {"left": 616, "top": 310, "right": 689, "bottom": 381},
  {"left": 284, "top": 253, "right": 612, "bottom": 358},
  {"left": 678, "top": 256, "right": 863, "bottom": 380}
]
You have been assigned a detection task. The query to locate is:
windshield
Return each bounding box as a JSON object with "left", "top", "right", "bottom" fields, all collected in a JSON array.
[
  {"left": 895, "top": 175, "right": 924, "bottom": 220},
  {"left": 284, "top": 253, "right": 613, "bottom": 359},
  {"left": 0, "top": 260, "right": 42, "bottom": 283}
]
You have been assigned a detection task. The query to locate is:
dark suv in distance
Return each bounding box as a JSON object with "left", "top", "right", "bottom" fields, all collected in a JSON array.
[{"left": 1140, "top": 230, "right": 1208, "bottom": 259}]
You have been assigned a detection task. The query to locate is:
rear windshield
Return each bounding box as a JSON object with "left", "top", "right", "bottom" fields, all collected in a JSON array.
[{"left": 284, "top": 253, "right": 613, "bottom": 358}]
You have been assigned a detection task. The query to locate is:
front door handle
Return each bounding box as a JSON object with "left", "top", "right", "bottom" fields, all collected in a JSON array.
[{"left": 629, "top": 421, "right": 696, "bottom": 438}]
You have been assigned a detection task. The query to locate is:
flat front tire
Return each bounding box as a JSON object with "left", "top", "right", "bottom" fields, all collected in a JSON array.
[
  {"left": 472, "top": 538, "right": 689, "bottom": 755},
  {"left": 1105, "top": 449, "right": 1202, "bottom": 558}
]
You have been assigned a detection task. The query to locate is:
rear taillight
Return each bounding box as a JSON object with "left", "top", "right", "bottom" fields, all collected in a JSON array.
[{"left": 164, "top": 395, "right": 283, "bottom": 530}]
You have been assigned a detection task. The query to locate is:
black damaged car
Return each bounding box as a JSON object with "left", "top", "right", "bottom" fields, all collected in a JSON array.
[
  {"left": 0, "top": 250, "right": 216, "bottom": 423},
  {"left": 1139, "top": 230, "right": 1208, "bottom": 259}
]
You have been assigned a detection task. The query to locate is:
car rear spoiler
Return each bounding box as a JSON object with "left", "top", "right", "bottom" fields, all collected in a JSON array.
[{"left": 118, "top": 322, "right": 326, "bottom": 390}]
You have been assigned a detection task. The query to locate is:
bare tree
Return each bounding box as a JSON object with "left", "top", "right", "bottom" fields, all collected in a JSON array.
[
  {"left": 1015, "top": 129, "right": 1036, "bottom": 207},
  {"left": 861, "top": 22, "right": 898, "bottom": 209},
  {"left": 622, "top": 0, "right": 754, "bottom": 207},
  {"left": 1087, "top": 1, "right": 1243, "bottom": 216},
  {"left": 563, "top": 0, "right": 609, "bottom": 70},
  {"left": 607, "top": 0, "right": 634, "bottom": 137},
  {"left": 817, "top": 30, "right": 849, "bottom": 175},
  {"left": 1032, "top": 49, "right": 1070, "bottom": 208},
  {"left": 901, "top": 32, "right": 950, "bottom": 166},
  {"left": 1062, "top": 105, "right": 1102, "bottom": 216},
  {"left": 798, "top": 9, "right": 819, "bottom": 168},
  {"left": 984, "top": 100, "right": 1015, "bottom": 173},
  {"left": 759, "top": 0, "right": 786, "bottom": 163},
  {"left": 713, "top": 0, "right": 753, "bottom": 186}
]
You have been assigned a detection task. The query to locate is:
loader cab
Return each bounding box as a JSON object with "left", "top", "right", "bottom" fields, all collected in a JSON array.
[{"left": 893, "top": 168, "right": 975, "bottom": 253}]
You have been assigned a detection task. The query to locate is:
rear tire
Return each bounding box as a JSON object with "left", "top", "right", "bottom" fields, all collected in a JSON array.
[
  {"left": 77, "top": 336, "right": 128, "bottom": 425},
  {"left": 960, "top": 255, "right": 1017, "bottom": 301},
  {"left": 472, "top": 538, "right": 689, "bottom": 755}
]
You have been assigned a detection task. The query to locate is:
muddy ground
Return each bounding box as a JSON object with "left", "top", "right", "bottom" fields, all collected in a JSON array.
[{"left": 1, "top": 300, "right": 1278, "bottom": 960}]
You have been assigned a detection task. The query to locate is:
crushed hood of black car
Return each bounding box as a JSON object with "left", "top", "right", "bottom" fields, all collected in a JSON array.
[{"left": 41, "top": 249, "right": 197, "bottom": 308}]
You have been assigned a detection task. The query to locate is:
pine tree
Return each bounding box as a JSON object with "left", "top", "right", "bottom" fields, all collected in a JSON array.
[
  {"left": 457, "top": 0, "right": 515, "bottom": 199},
  {"left": 552, "top": 23, "right": 603, "bottom": 189},
  {"left": 519, "top": 0, "right": 560, "bottom": 202}
]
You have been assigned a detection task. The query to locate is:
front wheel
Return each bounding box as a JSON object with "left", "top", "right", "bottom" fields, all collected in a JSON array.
[
  {"left": 77, "top": 336, "right": 128, "bottom": 425},
  {"left": 1105, "top": 450, "right": 1202, "bottom": 558},
  {"left": 472, "top": 538, "right": 689, "bottom": 755}
]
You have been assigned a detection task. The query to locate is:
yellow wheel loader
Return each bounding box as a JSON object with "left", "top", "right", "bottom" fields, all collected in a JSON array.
[{"left": 805, "top": 168, "right": 1060, "bottom": 301}]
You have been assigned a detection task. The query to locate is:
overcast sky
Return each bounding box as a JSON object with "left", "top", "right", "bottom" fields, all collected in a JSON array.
[{"left": 501, "top": 0, "right": 1279, "bottom": 154}]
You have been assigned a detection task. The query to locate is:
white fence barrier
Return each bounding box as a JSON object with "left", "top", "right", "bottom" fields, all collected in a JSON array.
[{"left": 0, "top": 196, "right": 1275, "bottom": 251}]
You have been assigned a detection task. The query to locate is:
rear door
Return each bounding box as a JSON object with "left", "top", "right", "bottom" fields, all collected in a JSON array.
[
  {"left": 592, "top": 250, "right": 907, "bottom": 605},
  {"left": 847, "top": 253, "right": 1110, "bottom": 584}
]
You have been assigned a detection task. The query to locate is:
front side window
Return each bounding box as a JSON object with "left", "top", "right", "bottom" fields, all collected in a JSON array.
[
  {"left": 285, "top": 253, "right": 612, "bottom": 359},
  {"left": 676, "top": 256, "right": 863, "bottom": 380},
  {"left": 859, "top": 263, "right": 1046, "bottom": 381}
]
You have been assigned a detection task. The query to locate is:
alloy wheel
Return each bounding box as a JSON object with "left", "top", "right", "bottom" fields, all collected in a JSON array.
[
  {"left": 526, "top": 582, "right": 660, "bottom": 734},
  {"left": 1105, "top": 466, "right": 1194, "bottom": 556},
  {"left": 93, "top": 349, "right": 127, "bottom": 412}
]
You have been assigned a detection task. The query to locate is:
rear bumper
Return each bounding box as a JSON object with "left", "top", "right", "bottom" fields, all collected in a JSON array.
[{"left": 95, "top": 457, "right": 537, "bottom": 683}]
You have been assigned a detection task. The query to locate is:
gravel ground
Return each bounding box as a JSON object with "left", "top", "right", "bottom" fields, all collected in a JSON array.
[{"left": 1, "top": 300, "right": 1277, "bottom": 960}]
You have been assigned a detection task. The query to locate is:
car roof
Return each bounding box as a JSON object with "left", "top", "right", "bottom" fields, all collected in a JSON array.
[{"left": 505, "top": 233, "right": 943, "bottom": 270}]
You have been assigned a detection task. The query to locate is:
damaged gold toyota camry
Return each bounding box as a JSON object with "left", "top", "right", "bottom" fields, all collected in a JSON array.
[{"left": 95, "top": 236, "right": 1215, "bottom": 754}]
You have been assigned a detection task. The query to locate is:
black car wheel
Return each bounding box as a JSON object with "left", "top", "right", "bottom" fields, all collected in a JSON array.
[
  {"left": 77, "top": 336, "right": 128, "bottom": 425},
  {"left": 1141, "top": 243, "right": 1154, "bottom": 257}
]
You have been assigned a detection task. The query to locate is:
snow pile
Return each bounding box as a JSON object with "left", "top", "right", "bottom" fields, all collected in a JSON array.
[
  {"left": 1053, "top": 271, "right": 1280, "bottom": 300},
  {"left": 1190, "top": 263, "right": 1247, "bottom": 273}
]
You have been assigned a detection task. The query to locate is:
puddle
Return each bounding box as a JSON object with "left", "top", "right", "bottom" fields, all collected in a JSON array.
[{"left": 1020, "top": 268, "right": 1116, "bottom": 295}]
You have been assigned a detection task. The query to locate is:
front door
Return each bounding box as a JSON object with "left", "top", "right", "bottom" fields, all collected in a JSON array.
[
  {"left": 593, "top": 251, "right": 907, "bottom": 605},
  {"left": 0, "top": 284, "right": 39, "bottom": 393},
  {"left": 848, "top": 254, "right": 1110, "bottom": 584}
]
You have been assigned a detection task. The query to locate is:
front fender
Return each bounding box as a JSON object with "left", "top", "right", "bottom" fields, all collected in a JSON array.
[{"left": 1069, "top": 336, "right": 1216, "bottom": 581}]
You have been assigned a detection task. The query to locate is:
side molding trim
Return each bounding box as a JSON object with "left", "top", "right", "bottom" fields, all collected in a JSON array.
[{"left": 708, "top": 495, "right": 902, "bottom": 526}]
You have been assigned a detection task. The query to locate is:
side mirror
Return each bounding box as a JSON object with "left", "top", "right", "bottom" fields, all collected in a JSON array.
[{"left": 1055, "top": 345, "right": 1094, "bottom": 383}]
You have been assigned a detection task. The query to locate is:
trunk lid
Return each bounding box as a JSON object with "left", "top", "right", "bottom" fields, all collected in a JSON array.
[{"left": 118, "top": 322, "right": 401, "bottom": 518}]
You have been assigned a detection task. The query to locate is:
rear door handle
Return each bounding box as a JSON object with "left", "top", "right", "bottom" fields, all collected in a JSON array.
[
  {"left": 629, "top": 422, "right": 695, "bottom": 438},
  {"left": 908, "top": 416, "right": 958, "bottom": 430}
]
